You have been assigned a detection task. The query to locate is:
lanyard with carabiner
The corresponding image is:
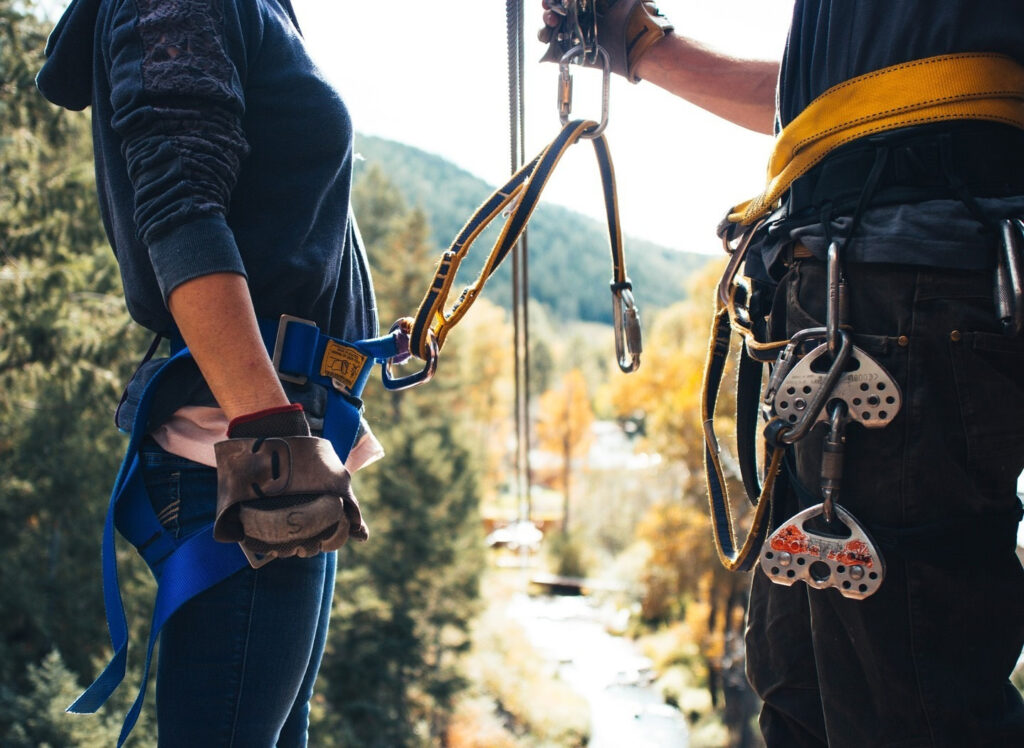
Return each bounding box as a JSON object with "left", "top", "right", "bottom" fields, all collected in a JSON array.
[{"left": 380, "top": 17, "right": 641, "bottom": 391}]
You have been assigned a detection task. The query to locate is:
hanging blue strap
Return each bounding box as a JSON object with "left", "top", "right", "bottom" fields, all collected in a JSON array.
[
  {"left": 67, "top": 347, "right": 246, "bottom": 747},
  {"left": 70, "top": 319, "right": 398, "bottom": 745}
]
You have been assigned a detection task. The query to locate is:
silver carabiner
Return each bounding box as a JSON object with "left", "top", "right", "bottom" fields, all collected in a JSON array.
[
  {"left": 826, "top": 241, "right": 846, "bottom": 356},
  {"left": 775, "top": 329, "right": 853, "bottom": 445},
  {"left": 381, "top": 323, "right": 438, "bottom": 391},
  {"left": 611, "top": 283, "right": 642, "bottom": 373},
  {"left": 995, "top": 218, "right": 1024, "bottom": 335},
  {"left": 558, "top": 45, "right": 610, "bottom": 138}
]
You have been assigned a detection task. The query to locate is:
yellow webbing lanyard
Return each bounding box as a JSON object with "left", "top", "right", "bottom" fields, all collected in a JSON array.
[
  {"left": 404, "top": 119, "right": 637, "bottom": 369},
  {"left": 704, "top": 52, "right": 1024, "bottom": 571},
  {"left": 731, "top": 53, "right": 1024, "bottom": 225}
]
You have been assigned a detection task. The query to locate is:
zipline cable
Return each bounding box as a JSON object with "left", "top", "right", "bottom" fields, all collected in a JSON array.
[{"left": 506, "top": 0, "right": 533, "bottom": 527}]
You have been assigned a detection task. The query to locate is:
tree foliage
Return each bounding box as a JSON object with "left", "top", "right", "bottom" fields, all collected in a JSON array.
[
  {"left": 535, "top": 369, "right": 594, "bottom": 534},
  {"left": 313, "top": 168, "right": 488, "bottom": 746},
  {"left": 354, "top": 134, "right": 710, "bottom": 325},
  {"left": 607, "top": 259, "right": 758, "bottom": 740},
  {"left": 0, "top": 2, "right": 163, "bottom": 743}
]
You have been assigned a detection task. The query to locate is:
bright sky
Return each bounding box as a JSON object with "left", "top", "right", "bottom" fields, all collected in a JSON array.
[{"left": 291, "top": 0, "right": 795, "bottom": 255}]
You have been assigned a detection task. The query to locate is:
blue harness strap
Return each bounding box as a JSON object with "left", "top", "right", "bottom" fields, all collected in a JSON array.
[{"left": 69, "top": 318, "right": 398, "bottom": 746}]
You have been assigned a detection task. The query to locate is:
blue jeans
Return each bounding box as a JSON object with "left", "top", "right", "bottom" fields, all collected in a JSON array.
[
  {"left": 140, "top": 440, "right": 336, "bottom": 747},
  {"left": 746, "top": 260, "right": 1024, "bottom": 747}
]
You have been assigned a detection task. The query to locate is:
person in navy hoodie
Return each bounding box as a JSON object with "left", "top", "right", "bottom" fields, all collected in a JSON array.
[{"left": 38, "top": 0, "right": 381, "bottom": 744}]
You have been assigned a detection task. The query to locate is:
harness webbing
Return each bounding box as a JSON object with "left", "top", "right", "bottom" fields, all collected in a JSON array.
[
  {"left": 70, "top": 320, "right": 399, "bottom": 746},
  {"left": 701, "top": 226, "right": 783, "bottom": 571},
  {"left": 407, "top": 118, "right": 633, "bottom": 363},
  {"left": 731, "top": 53, "right": 1024, "bottom": 225},
  {"left": 703, "top": 52, "right": 1024, "bottom": 571}
]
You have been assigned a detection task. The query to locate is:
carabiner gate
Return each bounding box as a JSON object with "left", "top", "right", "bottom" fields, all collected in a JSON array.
[
  {"left": 611, "top": 282, "right": 642, "bottom": 373},
  {"left": 381, "top": 321, "right": 438, "bottom": 391},
  {"left": 558, "top": 45, "right": 610, "bottom": 138}
]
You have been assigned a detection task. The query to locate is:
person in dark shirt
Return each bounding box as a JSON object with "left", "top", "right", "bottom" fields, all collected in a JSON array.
[
  {"left": 38, "top": 0, "right": 380, "bottom": 743},
  {"left": 543, "top": 2, "right": 1024, "bottom": 745}
]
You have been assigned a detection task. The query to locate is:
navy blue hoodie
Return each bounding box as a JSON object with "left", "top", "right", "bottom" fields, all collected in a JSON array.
[{"left": 37, "top": 0, "right": 377, "bottom": 426}]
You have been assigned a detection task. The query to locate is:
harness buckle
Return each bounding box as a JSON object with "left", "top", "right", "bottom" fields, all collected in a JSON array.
[
  {"left": 558, "top": 45, "right": 610, "bottom": 138},
  {"left": 382, "top": 321, "right": 438, "bottom": 391},
  {"left": 611, "top": 282, "right": 642, "bottom": 373},
  {"left": 272, "top": 314, "right": 319, "bottom": 385}
]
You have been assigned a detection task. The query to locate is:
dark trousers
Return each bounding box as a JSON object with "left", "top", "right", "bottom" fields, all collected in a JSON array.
[
  {"left": 140, "top": 441, "right": 335, "bottom": 747},
  {"left": 746, "top": 260, "right": 1024, "bottom": 747}
]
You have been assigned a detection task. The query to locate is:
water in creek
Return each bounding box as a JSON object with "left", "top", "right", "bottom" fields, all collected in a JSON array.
[{"left": 507, "top": 593, "right": 690, "bottom": 747}]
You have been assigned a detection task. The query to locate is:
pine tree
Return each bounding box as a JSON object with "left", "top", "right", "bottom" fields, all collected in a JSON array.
[
  {"left": 311, "top": 166, "right": 486, "bottom": 747},
  {"left": 1, "top": 2, "right": 155, "bottom": 742}
]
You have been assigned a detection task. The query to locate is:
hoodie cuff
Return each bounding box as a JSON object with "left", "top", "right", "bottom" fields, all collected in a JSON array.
[{"left": 148, "top": 216, "right": 248, "bottom": 303}]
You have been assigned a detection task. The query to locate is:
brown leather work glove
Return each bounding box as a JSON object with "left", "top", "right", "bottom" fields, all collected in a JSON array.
[
  {"left": 213, "top": 404, "right": 369, "bottom": 568},
  {"left": 539, "top": 0, "right": 673, "bottom": 82}
]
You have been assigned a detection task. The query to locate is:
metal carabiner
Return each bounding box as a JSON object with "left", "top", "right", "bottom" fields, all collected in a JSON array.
[
  {"left": 826, "top": 241, "right": 847, "bottom": 356},
  {"left": 775, "top": 329, "right": 853, "bottom": 445},
  {"left": 611, "top": 282, "right": 642, "bottom": 373},
  {"left": 558, "top": 45, "right": 610, "bottom": 138},
  {"left": 995, "top": 218, "right": 1024, "bottom": 335},
  {"left": 381, "top": 321, "right": 438, "bottom": 391},
  {"left": 761, "top": 326, "right": 828, "bottom": 420}
]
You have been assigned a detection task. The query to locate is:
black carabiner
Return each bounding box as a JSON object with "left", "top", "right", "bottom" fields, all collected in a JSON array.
[{"left": 381, "top": 324, "right": 438, "bottom": 391}]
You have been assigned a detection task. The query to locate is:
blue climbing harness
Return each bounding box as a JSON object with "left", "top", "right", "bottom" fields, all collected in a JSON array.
[{"left": 68, "top": 315, "right": 402, "bottom": 746}]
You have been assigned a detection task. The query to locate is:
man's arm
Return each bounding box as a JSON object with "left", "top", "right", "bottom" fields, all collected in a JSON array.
[
  {"left": 635, "top": 34, "right": 779, "bottom": 135},
  {"left": 167, "top": 272, "right": 290, "bottom": 421},
  {"left": 541, "top": 2, "right": 780, "bottom": 135}
]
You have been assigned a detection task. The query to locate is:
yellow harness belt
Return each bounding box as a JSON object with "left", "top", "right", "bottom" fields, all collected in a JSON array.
[
  {"left": 704, "top": 52, "right": 1024, "bottom": 572},
  {"left": 730, "top": 52, "right": 1024, "bottom": 225}
]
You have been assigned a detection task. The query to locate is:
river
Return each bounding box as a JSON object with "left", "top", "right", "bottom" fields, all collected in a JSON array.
[{"left": 507, "top": 593, "right": 690, "bottom": 747}]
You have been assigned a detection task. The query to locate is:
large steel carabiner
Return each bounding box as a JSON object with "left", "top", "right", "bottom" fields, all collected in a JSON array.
[
  {"left": 770, "top": 329, "right": 854, "bottom": 445},
  {"left": 558, "top": 45, "right": 610, "bottom": 138}
]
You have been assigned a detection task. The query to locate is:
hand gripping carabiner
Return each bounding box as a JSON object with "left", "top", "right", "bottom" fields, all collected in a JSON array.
[
  {"left": 381, "top": 319, "right": 438, "bottom": 391},
  {"left": 611, "top": 281, "right": 642, "bottom": 373}
]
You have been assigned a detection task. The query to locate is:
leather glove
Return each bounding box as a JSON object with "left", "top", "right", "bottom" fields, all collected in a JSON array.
[
  {"left": 213, "top": 404, "right": 369, "bottom": 567},
  {"left": 539, "top": 0, "right": 673, "bottom": 82}
]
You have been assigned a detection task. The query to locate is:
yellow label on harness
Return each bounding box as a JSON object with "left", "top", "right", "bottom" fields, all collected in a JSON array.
[{"left": 320, "top": 341, "right": 367, "bottom": 391}]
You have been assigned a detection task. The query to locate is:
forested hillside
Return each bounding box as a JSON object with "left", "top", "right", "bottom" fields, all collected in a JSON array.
[{"left": 353, "top": 134, "right": 709, "bottom": 323}]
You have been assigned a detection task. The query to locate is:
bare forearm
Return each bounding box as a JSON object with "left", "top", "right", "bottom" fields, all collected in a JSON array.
[
  {"left": 636, "top": 34, "right": 779, "bottom": 135},
  {"left": 167, "top": 273, "right": 289, "bottom": 420}
]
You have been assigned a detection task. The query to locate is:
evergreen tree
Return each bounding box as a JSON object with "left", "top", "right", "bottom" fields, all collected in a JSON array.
[
  {"left": 1, "top": 2, "right": 155, "bottom": 742},
  {"left": 0, "top": 650, "right": 122, "bottom": 747},
  {"left": 311, "top": 166, "right": 486, "bottom": 747}
]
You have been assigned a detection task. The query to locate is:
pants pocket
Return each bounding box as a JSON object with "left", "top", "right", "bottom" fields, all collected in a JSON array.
[{"left": 949, "top": 330, "right": 1024, "bottom": 492}]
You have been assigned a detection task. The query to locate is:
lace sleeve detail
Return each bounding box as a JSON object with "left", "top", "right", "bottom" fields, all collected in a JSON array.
[{"left": 110, "top": 0, "right": 250, "bottom": 246}]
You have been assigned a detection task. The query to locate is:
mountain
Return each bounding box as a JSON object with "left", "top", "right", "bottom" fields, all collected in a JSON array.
[{"left": 352, "top": 134, "right": 709, "bottom": 325}]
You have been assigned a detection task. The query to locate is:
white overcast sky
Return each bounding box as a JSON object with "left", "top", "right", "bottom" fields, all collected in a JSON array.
[{"left": 291, "top": 0, "right": 795, "bottom": 255}]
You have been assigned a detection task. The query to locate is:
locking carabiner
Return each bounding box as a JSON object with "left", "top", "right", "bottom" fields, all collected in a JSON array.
[
  {"left": 826, "top": 241, "right": 848, "bottom": 356},
  {"left": 611, "top": 281, "right": 642, "bottom": 373},
  {"left": 772, "top": 328, "right": 853, "bottom": 445},
  {"left": 558, "top": 45, "right": 610, "bottom": 138}
]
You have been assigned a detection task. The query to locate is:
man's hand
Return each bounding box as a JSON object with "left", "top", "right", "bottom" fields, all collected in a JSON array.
[
  {"left": 539, "top": 0, "right": 673, "bottom": 82},
  {"left": 213, "top": 404, "right": 369, "bottom": 567}
]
